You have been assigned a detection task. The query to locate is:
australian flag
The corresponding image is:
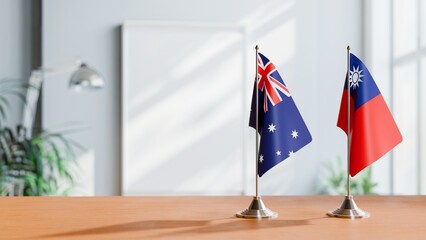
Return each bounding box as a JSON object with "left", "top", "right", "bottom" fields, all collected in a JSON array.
[{"left": 249, "top": 52, "right": 312, "bottom": 177}]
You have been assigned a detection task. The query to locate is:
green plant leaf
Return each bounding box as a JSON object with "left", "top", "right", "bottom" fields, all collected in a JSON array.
[
  {"left": 318, "top": 157, "right": 378, "bottom": 195},
  {"left": 0, "top": 124, "right": 79, "bottom": 196}
]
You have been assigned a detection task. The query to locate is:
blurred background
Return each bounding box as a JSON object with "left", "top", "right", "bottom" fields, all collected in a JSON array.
[{"left": 0, "top": 0, "right": 424, "bottom": 196}]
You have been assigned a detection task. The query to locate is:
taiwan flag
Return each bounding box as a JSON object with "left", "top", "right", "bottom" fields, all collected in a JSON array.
[
  {"left": 337, "top": 53, "right": 402, "bottom": 177},
  {"left": 249, "top": 52, "right": 312, "bottom": 177}
]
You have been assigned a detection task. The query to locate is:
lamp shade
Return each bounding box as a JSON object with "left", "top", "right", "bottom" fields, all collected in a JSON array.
[{"left": 69, "top": 63, "right": 104, "bottom": 90}]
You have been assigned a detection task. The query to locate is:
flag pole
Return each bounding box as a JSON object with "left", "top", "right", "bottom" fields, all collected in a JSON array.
[
  {"left": 255, "top": 45, "right": 260, "bottom": 198},
  {"left": 326, "top": 46, "right": 369, "bottom": 219},
  {"left": 236, "top": 45, "right": 277, "bottom": 219},
  {"left": 346, "top": 45, "right": 351, "bottom": 198}
]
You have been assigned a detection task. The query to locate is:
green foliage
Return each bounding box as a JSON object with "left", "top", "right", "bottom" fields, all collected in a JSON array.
[
  {"left": 318, "top": 156, "right": 378, "bottom": 195},
  {"left": 0, "top": 78, "right": 80, "bottom": 196},
  {"left": 0, "top": 125, "right": 80, "bottom": 196}
]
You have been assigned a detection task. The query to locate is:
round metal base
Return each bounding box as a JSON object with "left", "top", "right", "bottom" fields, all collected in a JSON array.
[
  {"left": 236, "top": 196, "right": 278, "bottom": 219},
  {"left": 327, "top": 195, "right": 370, "bottom": 219}
]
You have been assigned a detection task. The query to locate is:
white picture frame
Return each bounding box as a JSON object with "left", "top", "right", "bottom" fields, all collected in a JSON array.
[{"left": 121, "top": 21, "right": 248, "bottom": 195}]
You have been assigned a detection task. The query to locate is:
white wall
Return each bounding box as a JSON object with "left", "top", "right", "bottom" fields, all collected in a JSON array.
[
  {"left": 0, "top": 0, "right": 32, "bottom": 127},
  {"left": 42, "top": 0, "right": 363, "bottom": 195},
  {"left": 365, "top": 0, "right": 426, "bottom": 195}
]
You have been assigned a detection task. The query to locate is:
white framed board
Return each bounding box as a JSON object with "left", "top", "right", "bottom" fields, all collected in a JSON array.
[{"left": 121, "top": 21, "right": 248, "bottom": 195}]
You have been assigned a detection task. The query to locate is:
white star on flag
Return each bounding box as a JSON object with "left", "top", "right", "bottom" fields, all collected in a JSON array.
[
  {"left": 288, "top": 150, "right": 294, "bottom": 157},
  {"left": 259, "top": 154, "right": 264, "bottom": 163},
  {"left": 268, "top": 123, "right": 276, "bottom": 133},
  {"left": 291, "top": 130, "right": 298, "bottom": 139},
  {"left": 276, "top": 150, "right": 281, "bottom": 156}
]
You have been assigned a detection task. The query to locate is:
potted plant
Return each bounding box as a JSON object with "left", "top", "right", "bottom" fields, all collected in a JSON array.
[
  {"left": 318, "top": 156, "right": 378, "bottom": 195},
  {"left": 0, "top": 79, "right": 79, "bottom": 196}
]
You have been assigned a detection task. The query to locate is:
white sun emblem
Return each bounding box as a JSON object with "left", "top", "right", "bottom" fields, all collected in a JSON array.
[{"left": 349, "top": 66, "right": 364, "bottom": 89}]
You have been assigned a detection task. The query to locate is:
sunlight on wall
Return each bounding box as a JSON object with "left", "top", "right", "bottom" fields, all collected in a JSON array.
[
  {"left": 173, "top": 30, "right": 244, "bottom": 79},
  {"left": 393, "top": 62, "right": 418, "bottom": 194},
  {"left": 366, "top": 0, "right": 426, "bottom": 195},
  {"left": 393, "top": 0, "right": 417, "bottom": 58},
  {"left": 241, "top": 0, "right": 294, "bottom": 31},
  {"left": 121, "top": 0, "right": 362, "bottom": 196}
]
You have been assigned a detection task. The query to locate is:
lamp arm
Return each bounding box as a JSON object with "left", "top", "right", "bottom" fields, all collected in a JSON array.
[
  {"left": 21, "top": 71, "right": 43, "bottom": 137},
  {"left": 21, "top": 60, "right": 81, "bottom": 136},
  {"left": 21, "top": 59, "right": 104, "bottom": 136},
  {"left": 35, "top": 59, "right": 82, "bottom": 75}
]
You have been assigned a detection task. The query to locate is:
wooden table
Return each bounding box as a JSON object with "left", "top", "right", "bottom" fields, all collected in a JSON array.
[{"left": 1, "top": 196, "right": 425, "bottom": 239}]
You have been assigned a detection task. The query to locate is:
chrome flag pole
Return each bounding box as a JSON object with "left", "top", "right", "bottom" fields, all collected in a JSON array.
[
  {"left": 236, "top": 45, "right": 277, "bottom": 219},
  {"left": 327, "top": 46, "right": 369, "bottom": 219}
]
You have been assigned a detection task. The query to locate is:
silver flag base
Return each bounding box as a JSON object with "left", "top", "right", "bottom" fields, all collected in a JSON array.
[
  {"left": 236, "top": 196, "right": 278, "bottom": 219},
  {"left": 327, "top": 195, "right": 370, "bottom": 219}
]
